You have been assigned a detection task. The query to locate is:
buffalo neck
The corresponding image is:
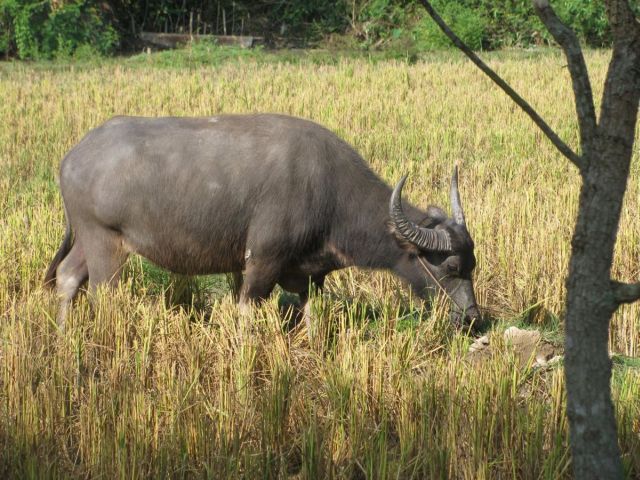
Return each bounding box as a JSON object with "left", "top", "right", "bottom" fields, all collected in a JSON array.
[{"left": 330, "top": 181, "right": 427, "bottom": 271}]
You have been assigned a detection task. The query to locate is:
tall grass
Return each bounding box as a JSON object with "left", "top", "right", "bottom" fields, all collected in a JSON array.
[{"left": 0, "top": 49, "right": 639, "bottom": 478}]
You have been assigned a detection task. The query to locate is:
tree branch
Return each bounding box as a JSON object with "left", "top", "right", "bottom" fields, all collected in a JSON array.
[
  {"left": 416, "top": 0, "right": 583, "bottom": 168},
  {"left": 533, "top": 0, "right": 597, "bottom": 155},
  {"left": 598, "top": 1, "right": 640, "bottom": 153},
  {"left": 604, "top": 0, "right": 640, "bottom": 41},
  {"left": 612, "top": 281, "right": 640, "bottom": 304}
]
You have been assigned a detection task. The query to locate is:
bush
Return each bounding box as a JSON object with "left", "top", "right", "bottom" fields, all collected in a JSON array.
[
  {"left": 468, "top": 0, "right": 546, "bottom": 48},
  {"left": 0, "top": 0, "right": 621, "bottom": 60},
  {"left": 466, "top": 0, "right": 610, "bottom": 48},
  {"left": 353, "top": 0, "right": 411, "bottom": 47},
  {"left": 412, "top": 1, "right": 487, "bottom": 50},
  {"left": 274, "top": 0, "right": 349, "bottom": 40},
  {"left": 0, "top": 0, "right": 118, "bottom": 60},
  {"left": 552, "top": 0, "right": 609, "bottom": 46},
  {"left": 340, "top": 0, "right": 611, "bottom": 53}
]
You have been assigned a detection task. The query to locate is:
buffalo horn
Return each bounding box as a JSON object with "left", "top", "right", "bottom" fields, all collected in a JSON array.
[
  {"left": 450, "top": 166, "right": 466, "bottom": 226},
  {"left": 390, "top": 175, "right": 452, "bottom": 252}
]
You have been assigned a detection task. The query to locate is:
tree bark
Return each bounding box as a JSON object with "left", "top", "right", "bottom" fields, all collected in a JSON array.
[
  {"left": 541, "top": 0, "right": 640, "bottom": 476},
  {"left": 417, "top": 0, "right": 640, "bottom": 478},
  {"left": 564, "top": 155, "right": 626, "bottom": 478},
  {"left": 565, "top": 4, "right": 640, "bottom": 473}
]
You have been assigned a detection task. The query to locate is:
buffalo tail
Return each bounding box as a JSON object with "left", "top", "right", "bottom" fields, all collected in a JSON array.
[{"left": 43, "top": 219, "right": 73, "bottom": 289}]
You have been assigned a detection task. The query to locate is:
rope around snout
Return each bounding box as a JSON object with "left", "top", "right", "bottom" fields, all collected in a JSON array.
[{"left": 416, "top": 255, "right": 466, "bottom": 315}]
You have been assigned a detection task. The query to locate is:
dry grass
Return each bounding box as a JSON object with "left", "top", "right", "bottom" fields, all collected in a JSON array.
[{"left": 0, "top": 48, "right": 639, "bottom": 478}]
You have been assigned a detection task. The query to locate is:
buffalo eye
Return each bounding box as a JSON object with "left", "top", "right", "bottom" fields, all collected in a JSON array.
[{"left": 446, "top": 260, "right": 461, "bottom": 274}]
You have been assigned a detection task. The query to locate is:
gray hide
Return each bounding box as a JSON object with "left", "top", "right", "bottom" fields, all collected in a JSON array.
[{"left": 44, "top": 114, "right": 480, "bottom": 326}]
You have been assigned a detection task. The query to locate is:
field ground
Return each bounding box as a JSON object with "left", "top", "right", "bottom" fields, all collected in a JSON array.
[{"left": 1, "top": 47, "right": 639, "bottom": 478}]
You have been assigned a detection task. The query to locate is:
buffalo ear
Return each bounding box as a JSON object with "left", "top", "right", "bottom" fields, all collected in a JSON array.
[
  {"left": 422, "top": 206, "right": 447, "bottom": 226},
  {"left": 387, "top": 220, "right": 422, "bottom": 254}
]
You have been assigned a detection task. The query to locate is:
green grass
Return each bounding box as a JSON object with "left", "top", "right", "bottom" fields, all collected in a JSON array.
[
  {"left": 0, "top": 41, "right": 548, "bottom": 73},
  {"left": 1, "top": 46, "right": 639, "bottom": 478}
]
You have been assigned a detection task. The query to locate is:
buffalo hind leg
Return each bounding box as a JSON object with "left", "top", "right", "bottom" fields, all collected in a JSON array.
[
  {"left": 82, "top": 229, "right": 129, "bottom": 301},
  {"left": 55, "top": 242, "right": 89, "bottom": 329}
]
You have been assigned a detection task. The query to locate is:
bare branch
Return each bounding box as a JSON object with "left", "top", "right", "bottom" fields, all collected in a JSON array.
[
  {"left": 533, "top": 0, "right": 597, "bottom": 154},
  {"left": 416, "top": 0, "right": 583, "bottom": 168},
  {"left": 612, "top": 281, "right": 640, "bottom": 304}
]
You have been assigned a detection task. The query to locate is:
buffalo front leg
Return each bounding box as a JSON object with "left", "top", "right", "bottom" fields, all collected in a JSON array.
[
  {"left": 298, "top": 276, "right": 325, "bottom": 333},
  {"left": 226, "top": 272, "right": 243, "bottom": 302},
  {"left": 238, "top": 261, "right": 279, "bottom": 316}
]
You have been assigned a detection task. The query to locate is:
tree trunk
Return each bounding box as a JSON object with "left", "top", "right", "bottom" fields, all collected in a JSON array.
[
  {"left": 416, "top": 1, "right": 640, "bottom": 477},
  {"left": 566, "top": 22, "right": 640, "bottom": 473},
  {"left": 564, "top": 153, "right": 627, "bottom": 478}
]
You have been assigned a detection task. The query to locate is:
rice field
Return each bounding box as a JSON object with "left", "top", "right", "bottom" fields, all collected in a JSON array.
[{"left": 0, "top": 48, "right": 639, "bottom": 478}]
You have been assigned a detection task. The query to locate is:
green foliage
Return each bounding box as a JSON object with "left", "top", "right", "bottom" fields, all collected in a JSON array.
[
  {"left": 354, "top": 0, "right": 612, "bottom": 51},
  {"left": 553, "top": 0, "right": 609, "bottom": 46},
  {"left": 43, "top": 2, "right": 118, "bottom": 59},
  {"left": 466, "top": 0, "right": 609, "bottom": 48},
  {"left": 0, "top": 0, "right": 625, "bottom": 60},
  {"left": 0, "top": 0, "right": 118, "bottom": 59},
  {"left": 469, "top": 0, "right": 546, "bottom": 48},
  {"left": 275, "top": 0, "right": 349, "bottom": 39},
  {"left": 126, "top": 40, "right": 265, "bottom": 68},
  {"left": 354, "top": 0, "right": 410, "bottom": 47},
  {"left": 5, "top": 0, "right": 49, "bottom": 59},
  {"left": 412, "top": 1, "right": 487, "bottom": 50}
]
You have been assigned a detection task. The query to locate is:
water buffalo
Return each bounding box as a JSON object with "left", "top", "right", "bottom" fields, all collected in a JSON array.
[{"left": 44, "top": 114, "right": 480, "bottom": 327}]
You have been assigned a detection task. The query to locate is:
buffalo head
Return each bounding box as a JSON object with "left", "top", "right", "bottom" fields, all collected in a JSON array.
[{"left": 389, "top": 168, "right": 481, "bottom": 327}]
